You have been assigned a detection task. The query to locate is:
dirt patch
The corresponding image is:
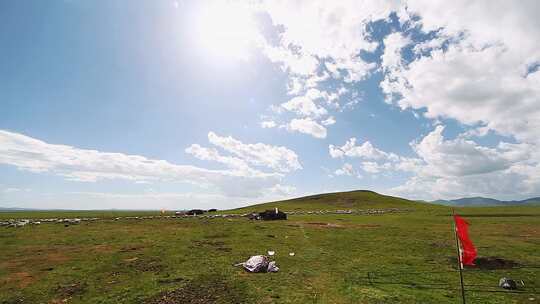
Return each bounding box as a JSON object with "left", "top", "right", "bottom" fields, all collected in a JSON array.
[
  {"left": 0, "top": 247, "right": 73, "bottom": 290},
  {"left": 91, "top": 244, "right": 115, "bottom": 254},
  {"left": 46, "top": 252, "right": 70, "bottom": 263},
  {"left": 1, "top": 272, "right": 35, "bottom": 288},
  {"left": 145, "top": 275, "right": 250, "bottom": 304},
  {"left": 449, "top": 256, "right": 520, "bottom": 269},
  {"left": 471, "top": 257, "right": 520, "bottom": 269},
  {"left": 3, "top": 249, "right": 70, "bottom": 270}
]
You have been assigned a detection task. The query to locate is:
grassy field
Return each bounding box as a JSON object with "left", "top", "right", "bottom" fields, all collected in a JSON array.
[{"left": 1, "top": 191, "right": 539, "bottom": 303}]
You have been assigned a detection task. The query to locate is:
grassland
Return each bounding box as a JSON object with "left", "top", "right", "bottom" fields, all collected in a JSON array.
[{"left": 1, "top": 191, "right": 539, "bottom": 303}]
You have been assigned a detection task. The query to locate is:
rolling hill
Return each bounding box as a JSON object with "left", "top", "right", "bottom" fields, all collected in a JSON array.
[{"left": 233, "top": 190, "right": 432, "bottom": 213}]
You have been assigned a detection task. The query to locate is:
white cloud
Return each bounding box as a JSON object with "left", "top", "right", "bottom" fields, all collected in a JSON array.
[
  {"left": 287, "top": 118, "right": 327, "bottom": 139},
  {"left": 281, "top": 95, "right": 328, "bottom": 118},
  {"left": 0, "top": 130, "right": 282, "bottom": 198},
  {"left": 334, "top": 163, "right": 358, "bottom": 177},
  {"left": 360, "top": 162, "right": 388, "bottom": 174},
  {"left": 381, "top": 32, "right": 410, "bottom": 71},
  {"left": 372, "top": 1, "right": 540, "bottom": 199},
  {"left": 329, "top": 138, "right": 398, "bottom": 161},
  {"left": 321, "top": 116, "right": 336, "bottom": 126},
  {"left": 382, "top": 45, "right": 540, "bottom": 143},
  {"left": 259, "top": 0, "right": 398, "bottom": 81},
  {"left": 2, "top": 187, "right": 29, "bottom": 194},
  {"left": 382, "top": 1, "right": 540, "bottom": 144},
  {"left": 256, "top": 1, "right": 400, "bottom": 138},
  {"left": 269, "top": 183, "right": 297, "bottom": 196},
  {"left": 185, "top": 144, "right": 251, "bottom": 171},
  {"left": 330, "top": 126, "right": 539, "bottom": 200},
  {"left": 411, "top": 125, "right": 531, "bottom": 177},
  {"left": 207, "top": 132, "right": 302, "bottom": 173},
  {"left": 260, "top": 120, "right": 277, "bottom": 128}
]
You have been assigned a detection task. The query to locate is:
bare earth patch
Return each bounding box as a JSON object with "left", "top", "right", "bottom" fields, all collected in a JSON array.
[
  {"left": 471, "top": 257, "right": 521, "bottom": 270},
  {"left": 1, "top": 271, "right": 35, "bottom": 288},
  {"left": 145, "top": 275, "right": 249, "bottom": 304}
]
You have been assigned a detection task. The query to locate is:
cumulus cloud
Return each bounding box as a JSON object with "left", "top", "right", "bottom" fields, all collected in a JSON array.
[
  {"left": 287, "top": 118, "right": 327, "bottom": 139},
  {"left": 259, "top": 0, "right": 398, "bottom": 81},
  {"left": 281, "top": 95, "right": 328, "bottom": 118},
  {"left": 381, "top": 1, "right": 540, "bottom": 145},
  {"left": 185, "top": 144, "right": 251, "bottom": 171},
  {"left": 381, "top": 32, "right": 411, "bottom": 71},
  {"left": 382, "top": 45, "right": 540, "bottom": 143},
  {"left": 334, "top": 163, "right": 360, "bottom": 178},
  {"left": 321, "top": 116, "right": 336, "bottom": 126},
  {"left": 260, "top": 1, "right": 540, "bottom": 199},
  {"left": 0, "top": 130, "right": 290, "bottom": 198},
  {"left": 329, "top": 126, "right": 539, "bottom": 200},
  {"left": 255, "top": 1, "right": 400, "bottom": 138},
  {"left": 411, "top": 125, "right": 531, "bottom": 177},
  {"left": 329, "top": 136, "right": 422, "bottom": 178},
  {"left": 329, "top": 138, "right": 399, "bottom": 161},
  {"left": 207, "top": 132, "right": 302, "bottom": 173}
]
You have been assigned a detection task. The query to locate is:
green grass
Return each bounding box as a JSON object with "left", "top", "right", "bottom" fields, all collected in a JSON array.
[{"left": 1, "top": 191, "right": 539, "bottom": 303}]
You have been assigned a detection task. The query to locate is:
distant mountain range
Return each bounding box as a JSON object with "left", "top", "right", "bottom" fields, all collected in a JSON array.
[
  {"left": 431, "top": 196, "right": 540, "bottom": 206},
  {"left": 0, "top": 206, "right": 38, "bottom": 212}
]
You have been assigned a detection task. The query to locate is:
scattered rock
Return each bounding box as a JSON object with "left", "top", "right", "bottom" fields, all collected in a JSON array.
[{"left": 499, "top": 277, "right": 518, "bottom": 290}]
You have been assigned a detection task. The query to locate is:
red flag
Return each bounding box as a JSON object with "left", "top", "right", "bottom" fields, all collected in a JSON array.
[{"left": 454, "top": 215, "right": 477, "bottom": 265}]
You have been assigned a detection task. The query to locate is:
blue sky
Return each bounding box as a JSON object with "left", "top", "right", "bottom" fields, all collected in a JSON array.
[{"left": 1, "top": 1, "right": 539, "bottom": 210}]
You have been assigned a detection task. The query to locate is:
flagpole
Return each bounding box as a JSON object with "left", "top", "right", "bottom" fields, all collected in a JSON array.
[{"left": 452, "top": 209, "right": 466, "bottom": 304}]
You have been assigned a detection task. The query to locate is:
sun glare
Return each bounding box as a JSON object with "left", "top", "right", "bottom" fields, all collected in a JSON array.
[{"left": 193, "top": 2, "right": 259, "bottom": 61}]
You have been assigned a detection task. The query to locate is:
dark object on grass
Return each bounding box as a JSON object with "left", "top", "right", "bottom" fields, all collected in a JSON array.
[
  {"left": 186, "top": 209, "right": 204, "bottom": 216},
  {"left": 246, "top": 213, "right": 260, "bottom": 220},
  {"left": 473, "top": 257, "right": 520, "bottom": 269},
  {"left": 259, "top": 209, "right": 287, "bottom": 220},
  {"left": 449, "top": 256, "right": 520, "bottom": 270},
  {"left": 207, "top": 208, "right": 218, "bottom": 212},
  {"left": 499, "top": 277, "right": 517, "bottom": 290}
]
